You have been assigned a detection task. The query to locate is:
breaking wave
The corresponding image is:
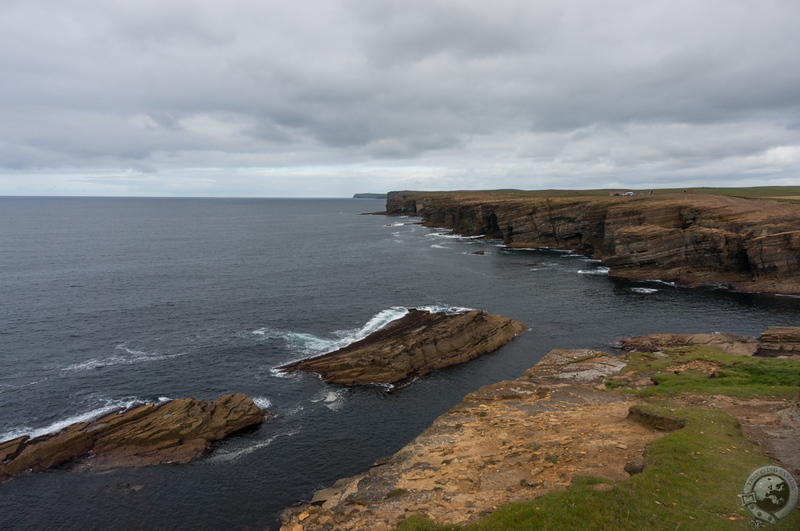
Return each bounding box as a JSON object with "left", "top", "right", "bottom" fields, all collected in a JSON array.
[
  {"left": 61, "top": 345, "right": 186, "bottom": 374},
  {"left": 257, "top": 305, "right": 473, "bottom": 366},
  {"left": 0, "top": 396, "right": 153, "bottom": 444}
]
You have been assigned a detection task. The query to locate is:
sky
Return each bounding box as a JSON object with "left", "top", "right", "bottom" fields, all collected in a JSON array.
[{"left": 2, "top": 0, "right": 800, "bottom": 197}]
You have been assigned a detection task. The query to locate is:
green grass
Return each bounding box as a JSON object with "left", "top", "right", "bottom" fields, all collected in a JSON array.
[
  {"left": 396, "top": 405, "right": 800, "bottom": 531},
  {"left": 620, "top": 346, "right": 800, "bottom": 399},
  {"left": 395, "top": 186, "right": 800, "bottom": 203}
]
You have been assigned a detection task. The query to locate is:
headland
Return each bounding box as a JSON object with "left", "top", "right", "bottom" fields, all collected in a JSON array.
[{"left": 385, "top": 189, "right": 800, "bottom": 294}]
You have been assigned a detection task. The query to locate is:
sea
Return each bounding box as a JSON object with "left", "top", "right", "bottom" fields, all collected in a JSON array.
[{"left": 1, "top": 196, "right": 799, "bottom": 530}]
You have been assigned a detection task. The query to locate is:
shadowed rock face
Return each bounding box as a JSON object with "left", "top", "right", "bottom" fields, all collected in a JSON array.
[
  {"left": 386, "top": 191, "right": 800, "bottom": 293},
  {"left": 279, "top": 309, "right": 526, "bottom": 386},
  {"left": 0, "top": 393, "right": 265, "bottom": 481}
]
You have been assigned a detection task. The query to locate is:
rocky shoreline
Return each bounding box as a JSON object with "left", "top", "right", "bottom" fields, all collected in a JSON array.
[
  {"left": 279, "top": 330, "right": 800, "bottom": 530},
  {"left": 279, "top": 309, "right": 525, "bottom": 386},
  {"left": 0, "top": 393, "right": 266, "bottom": 482},
  {"left": 385, "top": 191, "right": 800, "bottom": 294}
]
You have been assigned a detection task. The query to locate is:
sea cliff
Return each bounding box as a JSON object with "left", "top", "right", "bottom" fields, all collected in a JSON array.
[
  {"left": 280, "top": 332, "right": 800, "bottom": 530},
  {"left": 386, "top": 191, "right": 800, "bottom": 293}
]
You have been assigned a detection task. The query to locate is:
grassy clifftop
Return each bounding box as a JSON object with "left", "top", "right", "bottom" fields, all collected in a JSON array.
[{"left": 396, "top": 346, "right": 800, "bottom": 531}]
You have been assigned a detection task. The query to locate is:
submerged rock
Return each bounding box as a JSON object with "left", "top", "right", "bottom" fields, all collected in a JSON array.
[
  {"left": 0, "top": 393, "right": 266, "bottom": 481},
  {"left": 279, "top": 309, "right": 525, "bottom": 385}
]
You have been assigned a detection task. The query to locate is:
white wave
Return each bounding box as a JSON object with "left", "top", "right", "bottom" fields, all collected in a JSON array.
[
  {"left": 0, "top": 397, "right": 145, "bottom": 444},
  {"left": 631, "top": 287, "right": 659, "bottom": 294},
  {"left": 253, "top": 396, "right": 272, "bottom": 410},
  {"left": 430, "top": 244, "right": 449, "bottom": 249},
  {"left": 577, "top": 267, "right": 610, "bottom": 275},
  {"left": 417, "top": 304, "right": 473, "bottom": 315},
  {"left": 265, "top": 306, "right": 472, "bottom": 370},
  {"left": 205, "top": 429, "right": 299, "bottom": 464},
  {"left": 61, "top": 345, "right": 185, "bottom": 374},
  {"left": 311, "top": 389, "right": 346, "bottom": 411}
]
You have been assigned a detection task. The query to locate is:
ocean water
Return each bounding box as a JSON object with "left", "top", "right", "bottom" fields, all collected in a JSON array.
[{"left": 1, "top": 197, "right": 799, "bottom": 530}]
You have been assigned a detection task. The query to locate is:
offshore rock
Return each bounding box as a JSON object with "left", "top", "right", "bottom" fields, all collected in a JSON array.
[
  {"left": 279, "top": 309, "right": 525, "bottom": 385},
  {"left": 385, "top": 191, "right": 800, "bottom": 293},
  {"left": 0, "top": 393, "right": 266, "bottom": 481}
]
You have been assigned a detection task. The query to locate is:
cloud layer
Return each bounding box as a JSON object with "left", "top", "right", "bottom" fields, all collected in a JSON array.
[{"left": 2, "top": 0, "right": 800, "bottom": 196}]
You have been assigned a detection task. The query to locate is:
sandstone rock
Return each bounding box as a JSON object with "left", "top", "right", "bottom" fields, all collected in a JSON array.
[
  {"left": 757, "top": 326, "right": 800, "bottom": 357},
  {"left": 0, "top": 393, "right": 266, "bottom": 481},
  {"left": 386, "top": 191, "right": 800, "bottom": 293},
  {"left": 279, "top": 309, "right": 525, "bottom": 385},
  {"left": 617, "top": 333, "right": 758, "bottom": 356}
]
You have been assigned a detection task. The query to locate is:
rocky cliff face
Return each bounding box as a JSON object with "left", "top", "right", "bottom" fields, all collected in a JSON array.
[
  {"left": 279, "top": 309, "right": 526, "bottom": 386},
  {"left": 0, "top": 393, "right": 265, "bottom": 481},
  {"left": 386, "top": 191, "right": 800, "bottom": 293}
]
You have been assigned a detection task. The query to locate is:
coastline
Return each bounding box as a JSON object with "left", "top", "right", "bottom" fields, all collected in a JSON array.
[
  {"left": 384, "top": 191, "right": 800, "bottom": 294},
  {"left": 280, "top": 334, "right": 800, "bottom": 530}
]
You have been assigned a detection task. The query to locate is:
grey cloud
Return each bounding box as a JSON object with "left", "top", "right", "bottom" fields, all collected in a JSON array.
[{"left": 1, "top": 0, "right": 800, "bottom": 195}]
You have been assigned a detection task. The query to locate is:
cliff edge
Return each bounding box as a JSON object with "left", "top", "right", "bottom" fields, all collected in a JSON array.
[
  {"left": 280, "top": 334, "right": 800, "bottom": 530},
  {"left": 386, "top": 191, "right": 800, "bottom": 293}
]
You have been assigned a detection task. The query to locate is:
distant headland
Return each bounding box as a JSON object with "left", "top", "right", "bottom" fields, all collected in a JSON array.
[
  {"left": 384, "top": 187, "right": 800, "bottom": 294},
  {"left": 353, "top": 193, "right": 387, "bottom": 199}
]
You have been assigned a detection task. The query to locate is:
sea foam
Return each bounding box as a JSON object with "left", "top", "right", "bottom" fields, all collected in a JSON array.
[{"left": 0, "top": 397, "right": 145, "bottom": 444}]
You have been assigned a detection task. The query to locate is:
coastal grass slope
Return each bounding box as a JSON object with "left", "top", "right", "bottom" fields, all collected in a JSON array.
[
  {"left": 394, "top": 346, "right": 800, "bottom": 531},
  {"left": 397, "top": 405, "right": 796, "bottom": 531}
]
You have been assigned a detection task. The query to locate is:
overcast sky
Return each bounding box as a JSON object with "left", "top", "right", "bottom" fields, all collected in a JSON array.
[{"left": 2, "top": 0, "right": 800, "bottom": 197}]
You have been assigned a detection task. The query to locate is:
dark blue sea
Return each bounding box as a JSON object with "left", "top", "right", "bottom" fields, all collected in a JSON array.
[{"left": 1, "top": 197, "right": 799, "bottom": 530}]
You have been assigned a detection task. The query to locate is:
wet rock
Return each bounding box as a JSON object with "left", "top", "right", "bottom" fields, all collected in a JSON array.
[
  {"left": 279, "top": 309, "right": 525, "bottom": 385},
  {"left": 0, "top": 393, "right": 266, "bottom": 481}
]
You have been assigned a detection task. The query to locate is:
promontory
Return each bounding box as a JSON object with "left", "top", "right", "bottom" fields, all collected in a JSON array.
[
  {"left": 279, "top": 309, "right": 525, "bottom": 386},
  {"left": 385, "top": 189, "right": 800, "bottom": 294}
]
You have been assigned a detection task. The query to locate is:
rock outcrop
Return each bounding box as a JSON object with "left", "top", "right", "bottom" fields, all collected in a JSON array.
[
  {"left": 757, "top": 326, "right": 800, "bottom": 357},
  {"left": 0, "top": 393, "right": 266, "bottom": 481},
  {"left": 617, "top": 333, "right": 759, "bottom": 357},
  {"left": 618, "top": 327, "right": 800, "bottom": 359},
  {"left": 279, "top": 309, "right": 526, "bottom": 385},
  {"left": 279, "top": 350, "right": 663, "bottom": 530},
  {"left": 280, "top": 338, "right": 800, "bottom": 530},
  {"left": 386, "top": 191, "right": 800, "bottom": 293}
]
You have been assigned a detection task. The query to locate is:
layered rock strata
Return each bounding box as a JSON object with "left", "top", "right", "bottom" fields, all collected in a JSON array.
[
  {"left": 618, "top": 327, "right": 800, "bottom": 359},
  {"left": 386, "top": 191, "right": 800, "bottom": 293},
  {"left": 0, "top": 393, "right": 265, "bottom": 481},
  {"left": 279, "top": 309, "right": 526, "bottom": 385},
  {"left": 758, "top": 326, "right": 800, "bottom": 357}
]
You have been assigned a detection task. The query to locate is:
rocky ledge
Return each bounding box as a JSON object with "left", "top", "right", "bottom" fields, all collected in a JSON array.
[
  {"left": 618, "top": 326, "right": 800, "bottom": 359},
  {"left": 279, "top": 309, "right": 526, "bottom": 386},
  {"left": 279, "top": 350, "right": 665, "bottom": 530},
  {"left": 280, "top": 337, "right": 800, "bottom": 530},
  {"left": 0, "top": 393, "right": 266, "bottom": 482},
  {"left": 386, "top": 191, "right": 800, "bottom": 294}
]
